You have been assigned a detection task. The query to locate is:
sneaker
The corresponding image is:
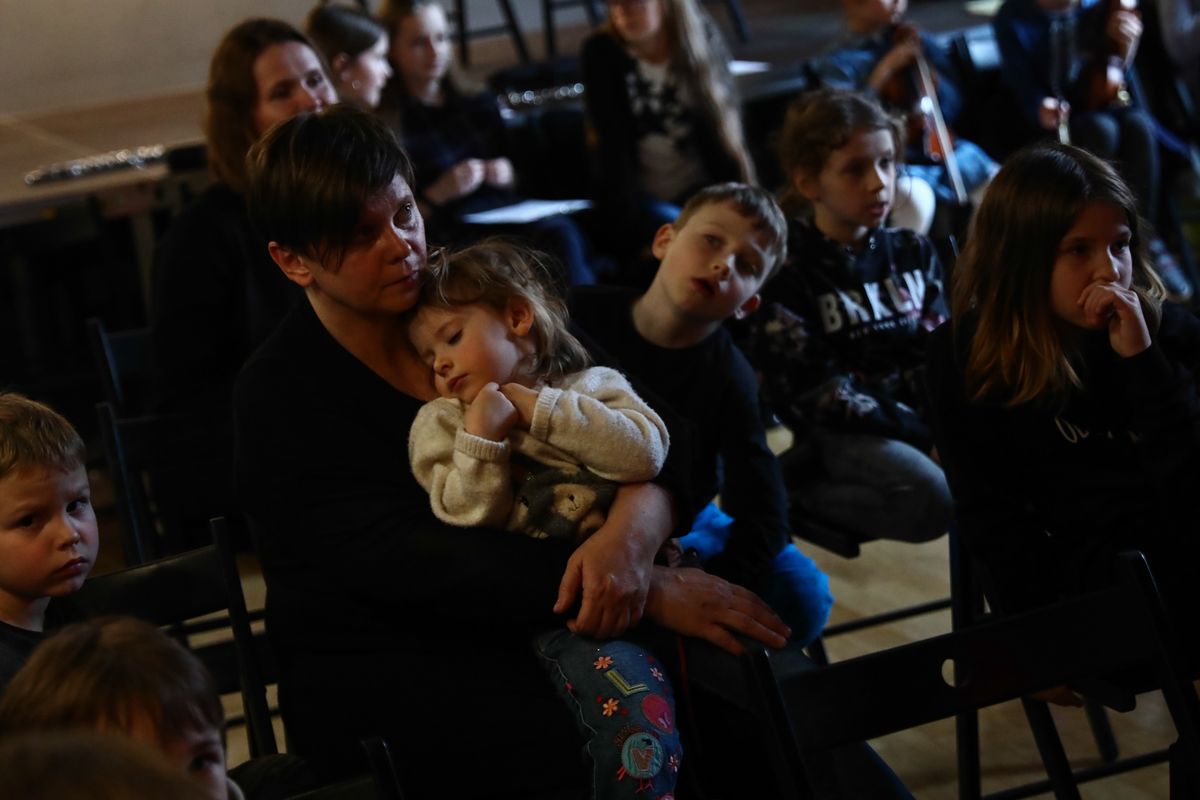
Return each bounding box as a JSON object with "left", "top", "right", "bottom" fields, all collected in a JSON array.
[{"left": 1148, "top": 238, "right": 1194, "bottom": 303}]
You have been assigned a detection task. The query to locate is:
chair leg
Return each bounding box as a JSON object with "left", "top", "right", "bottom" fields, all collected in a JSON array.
[
  {"left": 541, "top": 0, "right": 557, "bottom": 59},
  {"left": 455, "top": 0, "right": 471, "bottom": 66},
  {"left": 1021, "top": 698, "right": 1083, "bottom": 800},
  {"left": 496, "top": 0, "right": 531, "bottom": 63},
  {"left": 723, "top": 0, "right": 750, "bottom": 42},
  {"left": 806, "top": 637, "right": 830, "bottom": 667},
  {"left": 950, "top": 529, "right": 983, "bottom": 800},
  {"left": 583, "top": 0, "right": 602, "bottom": 25},
  {"left": 1084, "top": 700, "right": 1120, "bottom": 763}
]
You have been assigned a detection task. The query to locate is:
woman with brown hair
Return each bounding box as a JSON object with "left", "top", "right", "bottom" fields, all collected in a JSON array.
[{"left": 150, "top": 18, "right": 337, "bottom": 415}]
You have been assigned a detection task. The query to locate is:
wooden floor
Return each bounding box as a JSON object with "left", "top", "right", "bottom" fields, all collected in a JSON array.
[{"left": 810, "top": 536, "right": 1176, "bottom": 799}]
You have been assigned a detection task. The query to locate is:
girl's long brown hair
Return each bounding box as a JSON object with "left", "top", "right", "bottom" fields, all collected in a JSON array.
[
  {"left": 600, "top": 0, "right": 756, "bottom": 183},
  {"left": 204, "top": 18, "right": 330, "bottom": 193},
  {"left": 952, "top": 143, "right": 1165, "bottom": 406}
]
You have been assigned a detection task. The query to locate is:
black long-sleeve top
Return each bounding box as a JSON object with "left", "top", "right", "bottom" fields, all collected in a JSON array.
[
  {"left": 736, "top": 221, "right": 948, "bottom": 452},
  {"left": 926, "top": 304, "right": 1200, "bottom": 615},
  {"left": 570, "top": 285, "right": 788, "bottom": 592}
]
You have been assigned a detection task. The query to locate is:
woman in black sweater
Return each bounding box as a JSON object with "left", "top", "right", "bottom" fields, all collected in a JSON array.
[{"left": 150, "top": 18, "right": 337, "bottom": 414}]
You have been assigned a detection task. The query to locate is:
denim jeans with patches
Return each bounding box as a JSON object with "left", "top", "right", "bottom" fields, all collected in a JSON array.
[{"left": 534, "top": 629, "right": 682, "bottom": 800}]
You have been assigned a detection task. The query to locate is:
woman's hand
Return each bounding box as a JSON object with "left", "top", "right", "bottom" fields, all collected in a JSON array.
[
  {"left": 644, "top": 566, "right": 791, "bottom": 655},
  {"left": 425, "top": 159, "right": 485, "bottom": 206},
  {"left": 1078, "top": 280, "right": 1151, "bottom": 357},
  {"left": 484, "top": 157, "right": 515, "bottom": 189},
  {"left": 554, "top": 483, "right": 673, "bottom": 638},
  {"left": 464, "top": 383, "right": 519, "bottom": 439}
]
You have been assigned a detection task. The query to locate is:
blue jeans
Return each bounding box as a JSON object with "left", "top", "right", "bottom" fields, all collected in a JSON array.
[
  {"left": 791, "top": 433, "right": 952, "bottom": 544},
  {"left": 534, "top": 630, "right": 683, "bottom": 800},
  {"left": 679, "top": 503, "right": 834, "bottom": 647}
]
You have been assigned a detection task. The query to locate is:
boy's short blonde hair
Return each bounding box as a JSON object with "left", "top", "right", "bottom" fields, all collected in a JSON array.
[
  {"left": 0, "top": 393, "right": 85, "bottom": 480},
  {"left": 0, "top": 618, "right": 224, "bottom": 746},
  {"left": 674, "top": 183, "right": 789, "bottom": 281}
]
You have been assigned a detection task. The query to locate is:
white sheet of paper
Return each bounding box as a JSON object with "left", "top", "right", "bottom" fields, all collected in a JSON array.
[
  {"left": 462, "top": 199, "right": 592, "bottom": 225},
  {"left": 730, "top": 60, "right": 772, "bottom": 76}
]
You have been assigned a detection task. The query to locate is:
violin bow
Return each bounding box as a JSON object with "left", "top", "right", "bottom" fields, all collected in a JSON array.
[{"left": 914, "top": 52, "right": 969, "bottom": 206}]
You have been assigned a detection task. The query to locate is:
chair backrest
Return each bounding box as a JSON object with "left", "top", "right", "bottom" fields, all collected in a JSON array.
[
  {"left": 778, "top": 552, "right": 1200, "bottom": 795},
  {"left": 95, "top": 401, "right": 234, "bottom": 563},
  {"left": 71, "top": 540, "right": 278, "bottom": 758},
  {"left": 86, "top": 318, "right": 151, "bottom": 415}
]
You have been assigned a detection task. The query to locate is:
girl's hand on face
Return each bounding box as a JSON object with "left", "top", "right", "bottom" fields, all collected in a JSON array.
[
  {"left": 1078, "top": 280, "right": 1151, "bottom": 357},
  {"left": 464, "top": 382, "right": 519, "bottom": 440},
  {"left": 498, "top": 382, "right": 538, "bottom": 429},
  {"left": 643, "top": 567, "right": 791, "bottom": 655},
  {"left": 426, "top": 159, "right": 486, "bottom": 205},
  {"left": 484, "top": 158, "right": 515, "bottom": 188}
]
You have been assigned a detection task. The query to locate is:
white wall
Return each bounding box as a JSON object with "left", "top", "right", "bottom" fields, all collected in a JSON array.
[
  {"left": 0, "top": 0, "right": 558, "bottom": 116},
  {"left": 1, "top": 1, "right": 321, "bottom": 115}
]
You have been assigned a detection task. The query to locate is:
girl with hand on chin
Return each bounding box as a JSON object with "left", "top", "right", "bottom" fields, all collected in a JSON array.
[{"left": 928, "top": 143, "right": 1200, "bottom": 637}]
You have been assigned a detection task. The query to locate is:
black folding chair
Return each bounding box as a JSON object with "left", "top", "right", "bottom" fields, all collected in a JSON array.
[
  {"left": 775, "top": 552, "right": 1200, "bottom": 799},
  {"left": 95, "top": 401, "right": 234, "bottom": 562},
  {"left": 86, "top": 317, "right": 151, "bottom": 416},
  {"left": 71, "top": 539, "right": 278, "bottom": 758}
]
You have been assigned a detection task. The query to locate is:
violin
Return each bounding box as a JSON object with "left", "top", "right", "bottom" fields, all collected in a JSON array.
[{"left": 879, "top": 23, "right": 969, "bottom": 205}]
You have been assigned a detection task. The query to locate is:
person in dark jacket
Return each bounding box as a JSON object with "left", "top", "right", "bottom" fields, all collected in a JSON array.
[
  {"left": 235, "top": 105, "right": 798, "bottom": 797},
  {"left": 928, "top": 143, "right": 1200, "bottom": 631},
  {"left": 738, "top": 89, "right": 953, "bottom": 545}
]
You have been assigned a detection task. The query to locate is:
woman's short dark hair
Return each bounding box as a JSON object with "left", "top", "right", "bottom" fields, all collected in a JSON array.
[
  {"left": 205, "top": 18, "right": 328, "bottom": 193},
  {"left": 306, "top": 2, "right": 387, "bottom": 64},
  {"left": 246, "top": 105, "right": 415, "bottom": 270}
]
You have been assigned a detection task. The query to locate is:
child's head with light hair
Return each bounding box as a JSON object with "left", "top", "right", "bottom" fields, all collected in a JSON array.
[
  {"left": 0, "top": 618, "right": 228, "bottom": 800},
  {"left": 0, "top": 393, "right": 96, "bottom": 633}
]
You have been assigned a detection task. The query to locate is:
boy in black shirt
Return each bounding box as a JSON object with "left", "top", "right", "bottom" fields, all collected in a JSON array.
[
  {"left": 572, "top": 184, "right": 833, "bottom": 645},
  {"left": 0, "top": 393, "right": 96, "bottom": 692}
]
